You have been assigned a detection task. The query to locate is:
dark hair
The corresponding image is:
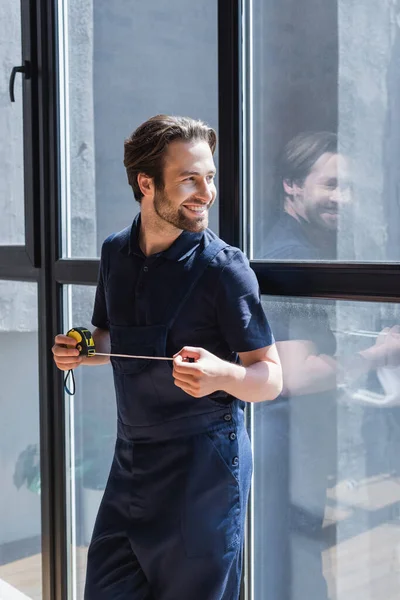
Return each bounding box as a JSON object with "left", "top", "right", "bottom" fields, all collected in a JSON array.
[
  {"left": 124, "top": 115, "right": 217, "bottom": 202},
  {"left": 278, "top": 131, "right": 338, "bottom": 189}
]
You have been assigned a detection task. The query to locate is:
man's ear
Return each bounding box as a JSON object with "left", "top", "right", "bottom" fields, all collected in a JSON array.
[
  {"left": 283, "top": 179, "right": 302, "bottom": 198},
  {"left": 283, "top": 179, "right": 294, "bottom": 196},
  {"left": 137, "top": 173, "right": 154, "bottom": 198}
]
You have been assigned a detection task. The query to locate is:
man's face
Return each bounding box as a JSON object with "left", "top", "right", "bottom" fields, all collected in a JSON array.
[
  {"left": 288, "top": 153, "right": 351, "bottom": 231},
  {"left": 153, "top": 140, "right": 217, "bottom": 233}
]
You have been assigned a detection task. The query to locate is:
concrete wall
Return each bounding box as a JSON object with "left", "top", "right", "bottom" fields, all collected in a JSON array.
[
  {"left": 65, "top": 0, "right": 97, "bottom": 257},
  {"left": 0, "top": 0, "right": 24, "bottom": 246},
  {"left": 92, "top": 0, "right": 219, "bottom": 251}
]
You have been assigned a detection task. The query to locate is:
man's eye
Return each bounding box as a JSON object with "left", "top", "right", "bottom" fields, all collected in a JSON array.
[{"left": 207, "top": 175, "right": 215, "bottom": 182}]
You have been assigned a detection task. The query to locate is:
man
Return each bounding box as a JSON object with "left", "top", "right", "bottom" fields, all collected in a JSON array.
[
  {"left": 264, "top": 130, "right": 351, "bottom": 260},
  {"left": 256, "top": 132, "right": 400, "bottom": 600},
  {"left": 52, "top": 115, "right": 282, "bottom": 600}
]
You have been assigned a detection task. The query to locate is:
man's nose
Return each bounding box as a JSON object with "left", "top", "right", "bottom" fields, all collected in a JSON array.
[
  {"left": 196, "top": 179, "right": 214, "bottom": 202},
  {"left": 330, "top": 185, "right": 350, "bottom": 204}
]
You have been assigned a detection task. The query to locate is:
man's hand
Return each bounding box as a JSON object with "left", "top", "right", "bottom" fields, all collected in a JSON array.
[
  {"left": 173, "top": 343, "right": 283, "bottom": 403},
  {"left": 173, "top": 347, "right": 230, "bottom": 398},
  {"left": 52, "top": 334, "right": 83, "bottom": 371},
  {"left": 374, "top": 325, "right": 400, "bottom": 368}
]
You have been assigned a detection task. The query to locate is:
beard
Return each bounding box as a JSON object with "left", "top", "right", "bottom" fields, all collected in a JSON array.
[{"left": 153, "top": 187, "right": 212, "bottom": 233}]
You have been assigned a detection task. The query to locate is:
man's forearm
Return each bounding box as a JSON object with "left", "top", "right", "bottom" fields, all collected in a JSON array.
[{"left": 221, "top": 360, "right": 283, "bottom": 403}]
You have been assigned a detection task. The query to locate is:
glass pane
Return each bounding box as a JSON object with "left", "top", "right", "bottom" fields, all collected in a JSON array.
[
  {"left": 0, "top": 282, "right": 41, "bottom": 598},
  {"left": 58, "top": 0, "right": 218, "bottom": 259},
  {"left": 0, "top": 2, "right": 25, "bottom": 245},
  {"left": 63, "top": 285, "right": 116, "bottom": 599},
  {"left": 247, "top": 0, "right": 400, "bottom": 262},
  {"left": 252, "top": 296, "right": 400, "bottom": 599}
]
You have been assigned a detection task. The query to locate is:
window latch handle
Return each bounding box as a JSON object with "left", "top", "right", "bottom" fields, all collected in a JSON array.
[{"left": 9, "top": 62, "right": 31, "bottom": 102}]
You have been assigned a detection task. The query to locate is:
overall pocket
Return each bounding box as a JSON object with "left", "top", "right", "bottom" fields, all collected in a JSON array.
[
  {"left": 110, "top": 323, "right": 169, "bottom": 426},
  {"left": 110, "top": 323, "right": 167, "bottom": 375},
  {"left": 181, "top": 425, "right": 241, "bottom": 557}
]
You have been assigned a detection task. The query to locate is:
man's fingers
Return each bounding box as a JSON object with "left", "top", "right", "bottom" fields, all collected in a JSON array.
[
  {"left": 54, "top": 356, "right": 82, "bottom": 366},
  {"left": 52, "top": 333, "right": 82, "bottom": 372},
  {"left": 173, "top": 371, "right": 199, "bottom": 384},
  {"left": 173, "top": 379, "right": 200, "bottom": 396},
  {"left": 55, "top": 334, "right": 77, "bottom": 346},
  {"left": 173, "top": 358, "right": 200, "bottom": 373},
  {"left": 55, "top": 363, "right": 79, "bottom": 372},
  {"left": 54, "top": 359, "right": 81, "bottom": 371},
  {"left": 173, "top": 346, "right": 202, "bottom": 359},
  {"left": 52, "top": 345, "right": 80, "bottom": 357}
]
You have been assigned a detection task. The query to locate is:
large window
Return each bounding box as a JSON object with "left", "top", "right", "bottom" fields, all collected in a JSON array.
[
  {"left": 246, "top": 0, "right": 400, "bottom": 263},
  {"left": 2, "top": 0, "right": 400, "bottom": 598}
]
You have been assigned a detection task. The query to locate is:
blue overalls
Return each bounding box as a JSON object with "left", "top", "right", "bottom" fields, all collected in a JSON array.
[{"left": 84, "top": 239, "right": 253, "bottom": 600}]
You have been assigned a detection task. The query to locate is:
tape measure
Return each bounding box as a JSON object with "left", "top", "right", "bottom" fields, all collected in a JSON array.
[
  {"left": 64, "top": 327, "right": 95, "bottom": 395},
  {"left": 66, "top": 327, "right": 178, "bottom": 361},
  {"left": 63, "top": 326, "right": 194, "bottom": 396},
  {"left": 66, "top": 327, "right": 96, "bottom": 356}
]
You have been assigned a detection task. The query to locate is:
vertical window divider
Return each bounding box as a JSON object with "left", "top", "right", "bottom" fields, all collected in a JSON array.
[{"left": 36, "top": 0, "right": 68, "bottom": 597}]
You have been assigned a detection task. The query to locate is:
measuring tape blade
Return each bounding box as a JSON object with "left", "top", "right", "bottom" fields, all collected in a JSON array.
[
  {"left": 66, "top": 328, "right": 184, "bottom": 361},
  {"left": 95, "top": 352, "right": 173, "bottom": 361}
]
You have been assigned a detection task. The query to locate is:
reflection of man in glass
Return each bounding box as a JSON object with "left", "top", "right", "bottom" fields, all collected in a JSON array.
[
  {"left": 255, "top": 133, "right": 344, "bottom": 600},
  {"left": 264, "top": 131, "right": 351, "bottom": 260},
  {"left": 255, "top": 132, "right": 400, "bottom": 600}
]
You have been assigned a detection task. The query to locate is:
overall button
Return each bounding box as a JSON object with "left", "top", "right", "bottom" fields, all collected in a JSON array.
[
  {"left": 232, "top": 456, "right": 239, "bottom": 466},
  {"left": 143, "top": 266, "right": 149, "bottom": 272},
  {"left": 224, "top": 414, "right": 232, "bottom": 422},
  {"left": 229, "top": 432, "right": 237, "bottom": 441}
]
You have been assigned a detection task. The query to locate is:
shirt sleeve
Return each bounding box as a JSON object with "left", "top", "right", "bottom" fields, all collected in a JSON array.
[
  {"left": 216, "top": 250, "right": 275, "bottom": 353},
  {"left": 91, "top": 240, "right": 109, "bottom": 330},
  {"left": 262, "top": 297, "right": 336, "bottom": 356}
]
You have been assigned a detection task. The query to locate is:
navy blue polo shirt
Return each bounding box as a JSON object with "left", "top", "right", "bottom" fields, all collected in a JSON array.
[
  {"left": 92, "top": 214, "right": 274, "bottom": 360},
  {"left": 262, "top": 212, "right": 335, "bottom": 260}
]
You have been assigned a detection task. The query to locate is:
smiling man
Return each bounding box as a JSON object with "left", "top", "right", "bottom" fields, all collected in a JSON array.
[
  {"left": 264, "top": 131, "right": 351, "bottom": 260},
  {"left": 52, "top": 115, "right": 282, "bottom": 600}
]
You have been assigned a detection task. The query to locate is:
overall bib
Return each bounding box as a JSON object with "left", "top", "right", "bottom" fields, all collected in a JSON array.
[{"left": 84, "top": 239, "right": 253, "bottom": 600}]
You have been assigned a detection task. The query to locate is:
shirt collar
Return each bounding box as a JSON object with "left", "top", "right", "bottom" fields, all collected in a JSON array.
[{"left": 127, "top": 212, "right": 204, "bottom": 261}]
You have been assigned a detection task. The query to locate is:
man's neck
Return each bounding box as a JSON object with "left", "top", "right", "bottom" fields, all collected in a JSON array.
[
  {"left": 284, "top": 203, "right": 302, "bottom": 223},
  {"left": 283, "top": 207, "right": 336, "bottom": 258},
  {"left": 138, "top": 206, "right": 183, "bottom": 256}
]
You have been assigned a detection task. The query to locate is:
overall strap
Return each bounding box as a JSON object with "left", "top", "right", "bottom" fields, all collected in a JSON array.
[{"left": 165, "top": 238, "right": 228, "bottom": 330}]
